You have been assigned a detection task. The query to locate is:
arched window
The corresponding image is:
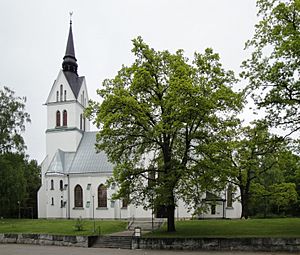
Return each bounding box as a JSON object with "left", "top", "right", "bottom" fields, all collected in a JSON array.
[
  {"left": 50, "top": 179, "right": 54, "bottom": 190},
  {"left": 60, "top": 85, "right": 63, "bottom": 101},
  {"left": 98, "top": 184, "right": 107, "bottom": 208},
  {"left": 56, "top": 111, "right": 61, "bottom": 127},
  {"left": 83, "top": 117, "right": 86, "bottom": 131},
  {"left": 80, "top": 114, "right": 82, "bottom": 130},
  {"left": 56, "top": 91, "right": 59, "bottom": 102},
  {"left": 211, "top": 204, "right": 216, "bottom": 215},
  {"left": 63, "top": 110, "right": 67, "bottom": 126},
  {"left": 74, "top": 185, "right": 83, "bottom": 208},
  {"left": 122, "top": 198, "right": 128, "bottom": 209},
  {"left": 60, "top": 180, "right": 63, "bottom": 191},
  {"left": 51, "top": 197, "right": 54, "bottom": 205},
  {"left": 227, "top": 184, "right": 233, "bottom": 208},
  {"left": 64, "top": 90, "right": 67, "bottom": 101}
]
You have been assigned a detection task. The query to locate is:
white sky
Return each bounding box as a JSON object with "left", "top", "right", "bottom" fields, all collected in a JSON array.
[{"left": 0, "top": 0, "right": 258, "bottom": 163}]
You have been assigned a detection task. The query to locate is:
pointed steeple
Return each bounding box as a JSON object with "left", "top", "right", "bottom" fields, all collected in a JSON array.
[{"left": 62, "top": 15, "right": 78, "bottom": 75}]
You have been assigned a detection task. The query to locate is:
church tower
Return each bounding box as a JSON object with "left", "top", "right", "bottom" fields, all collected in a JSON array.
[{"left": 45, "top": 18, "right": 90, "bottom": 163}]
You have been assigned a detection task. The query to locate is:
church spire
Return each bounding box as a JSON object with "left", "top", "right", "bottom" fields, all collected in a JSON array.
[{"left": 62, "top": 13, "right": 78, "bottom": 75}]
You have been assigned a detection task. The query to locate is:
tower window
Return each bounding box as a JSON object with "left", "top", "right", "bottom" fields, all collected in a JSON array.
[
  {"left": 74, "top": 184, "right": 83, "bottom": 208},
  {"left": 56, "top": 111, "right": 61, "bottom": 127},
  {"left": 56, "top": 91, "right": 59, "bottom": 102},
  {"left": 50, "top": 179, "right": 54, "bottom": 190},
  {"left": 51, "top": 197, "right": 54, "bottom": 206},
  {"left": 98, "top": 184, "right": 107, "bottom": 208},
  {"left": 83, "top": 117, "right": 86, "bottom": 131},
  {"left": 64, "top": 90, "right": 67, "bottom": 101},
  {"left": 60, "top": 85, "right": 63, "bottom": 101},
  {"left": 63, "top": 110, "right": 67, "bottom": 126}
]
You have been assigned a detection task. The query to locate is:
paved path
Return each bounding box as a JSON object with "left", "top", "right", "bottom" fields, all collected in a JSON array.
[
  {"left": 107, "top": 230, "right": 134, "bottom": 236},
  {"left": 107, "top": 230, "right": 150, "bottom": 236},
  {"left": 0, "top": 244, "right": 295, "bottom": 255}
]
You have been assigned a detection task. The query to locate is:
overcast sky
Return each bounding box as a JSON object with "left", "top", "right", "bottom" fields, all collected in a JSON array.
[{"left": 0, "top": 0, "right": 258, "bottom": 163}]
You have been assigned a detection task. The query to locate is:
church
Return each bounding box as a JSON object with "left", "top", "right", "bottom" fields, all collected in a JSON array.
[{"left": 37, "top": 20, "right": 242, "bottom": 220}]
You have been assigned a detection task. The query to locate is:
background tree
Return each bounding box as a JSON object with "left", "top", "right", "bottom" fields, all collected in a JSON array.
[
  {"left": 220, "top": 121, "right": 297, "bottom": 218},
  {"left": 0, "top": 153, "right": 26, "bottom": 217},
  {"left": 249, "top": 149, "right": 299, "bottom": 217},
  {"left": 0, "top": 86, "right": 40, "bottom": 218},
  {"left": 0, "top": 153, "right": 40, "bottom": 218},
  {"left": 23, "top": 159, "right": 41, "bottom": 218},
  {"left": 86, "top": 37, "right": 242, "bottom": 232},
  {"left": 0, "top": 86, "right": 30, "bottom": 153},
  {"left": 242, "top": 0, "right": 300, "bottom": 134}
]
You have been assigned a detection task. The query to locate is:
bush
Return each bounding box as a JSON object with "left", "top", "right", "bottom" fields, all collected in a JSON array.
[{"left": 74, "top": 217, "right": 84, "bottom": 231}]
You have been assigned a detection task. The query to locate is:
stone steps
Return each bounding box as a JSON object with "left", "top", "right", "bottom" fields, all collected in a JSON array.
[{"left": 91, "top": 236, "right": 132, "bottom": 249}]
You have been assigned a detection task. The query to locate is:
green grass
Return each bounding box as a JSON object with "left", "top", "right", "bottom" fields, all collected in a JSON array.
[
  {"left": 147, "top": 218, "right": 300, "bottom": 238},
  {"left": 0, "top": 219, "right": 127, "bottom": 236}
]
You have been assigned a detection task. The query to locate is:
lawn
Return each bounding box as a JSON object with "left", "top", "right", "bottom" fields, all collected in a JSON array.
[
  {"left": 0, "top": 219, "right": 127, "bottom": 236},
  {"left": 147, "top": 218, "right": 300, "bottom": 238}
]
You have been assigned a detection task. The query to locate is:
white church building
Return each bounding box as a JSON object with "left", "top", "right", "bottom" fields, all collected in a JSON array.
[{"left": 37, "top": 20, "right": 241, "bottom": 220}]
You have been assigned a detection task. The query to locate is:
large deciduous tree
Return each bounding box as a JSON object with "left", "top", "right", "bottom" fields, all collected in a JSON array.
[
  {"left": 0, "top": 153, "right": 40, "bottom": 218},
  {"left": 0, "top": 86, "right": 40, "bottom": 218},
  {"left": 243, "top": 0, "right": 300, "bottom": 133},
  {"left": 86, "top": 37, "right": 242, "bottom": 232},
  {"left": 0, "top": 86, "right": 30, "bottom": 153},
  {"left": 223, "top": 121, "right": 296, "bottom": 218}
]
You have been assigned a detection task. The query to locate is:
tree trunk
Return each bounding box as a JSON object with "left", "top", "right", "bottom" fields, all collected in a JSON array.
[
  {"left": 240, "top": 186, "right": 250, "bottom": 219},
  {"left": 166, "top": 204, "right": 176, "bottom": 232}
]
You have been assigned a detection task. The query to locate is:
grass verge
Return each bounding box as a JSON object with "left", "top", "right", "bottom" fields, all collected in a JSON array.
[
  {"left": 0, "top": 219, "right": 127, "bottom": 236},
  {"left": 146, "top": 218, "right": 300, "bottom": 238}
]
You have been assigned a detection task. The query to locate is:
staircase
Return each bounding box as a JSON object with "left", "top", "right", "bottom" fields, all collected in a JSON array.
[
  {"left": 91, "top": 236, "right": 132, "bottom": 249},
  {"left": 91, "top": 219, "right": 165, "bottom": 249}
]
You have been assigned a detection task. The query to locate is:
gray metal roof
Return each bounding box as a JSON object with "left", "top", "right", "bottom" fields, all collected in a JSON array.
[
  {"left": 65, "top": 22, "right": 76, "bottom": 58},
  {"left": 47, "top": 149, "right": 76, "bottom": 174},
  {"left": 46, "top": 132, "right": 114, "bottom": 175},
  {"left": 63, "top": 71, "right": 84, "bottom": 98}
]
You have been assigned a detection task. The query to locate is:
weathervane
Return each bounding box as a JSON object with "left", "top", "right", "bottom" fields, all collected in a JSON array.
[{"left": 69, "top": 11, "right": 73, "bottom": 25}]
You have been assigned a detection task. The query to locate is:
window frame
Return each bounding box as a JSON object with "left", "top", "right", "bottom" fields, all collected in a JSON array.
[
  {"left": 74, "top": 184, "right": 83, "bottom": 208},
  {"left": 50, "top": 179, "right": 54, "bottom": 190},
  {"left": 56, "top": 111, "right": 61, "bottom": 127},
  {"left": 98, "top": 184, "right": 107, "bottom": 208},
  {"left": 63, "top": 110, "right": 67, "bottom": 126}
]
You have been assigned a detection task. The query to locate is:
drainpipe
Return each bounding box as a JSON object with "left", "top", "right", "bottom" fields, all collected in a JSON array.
[{"left": 67, "top": 174, "right": 70, "bottom": 219}]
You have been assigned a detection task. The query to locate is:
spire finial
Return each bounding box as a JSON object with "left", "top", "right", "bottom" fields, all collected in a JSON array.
[{"left": 69, "top": 11, "right": 73, "bottom": 25}]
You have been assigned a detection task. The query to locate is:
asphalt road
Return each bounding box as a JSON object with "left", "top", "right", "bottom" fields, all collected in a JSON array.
[{"left": 0, "top": 244, "right": 295, "bottom": 255}]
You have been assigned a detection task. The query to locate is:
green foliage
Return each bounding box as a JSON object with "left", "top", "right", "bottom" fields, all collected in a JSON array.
[
  {"left": 250, "top": 150, "right": 300, "bottom": 216},
  {"left": 0, "top": 86, "right": 40, "bottom": 218},
  {"left": 0, "top": 86, "right": 30, "bottom": 153},
  {"left": 147, "top": 218, "right": 300, "bottom": 238},
  {"left": 0, "top": 219, "right": 127, "bottom": 236},
  {"left": 0, "top": 153, "right": 41, "bottom": 218},
  {"left": 212, "top": 120, "right": 297, "bottom": 218},
  {"left": 86, "top": 37, "right": 243, "bottom": 232},
  {"left": 0, "top": 153, "right": 27, "bottom": 217},
  {"left": 74, "top": 217, "right": 84, "bottom": 231},
  {"left": 242, "top": 0, "right": 300, "bottom": 133}
]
